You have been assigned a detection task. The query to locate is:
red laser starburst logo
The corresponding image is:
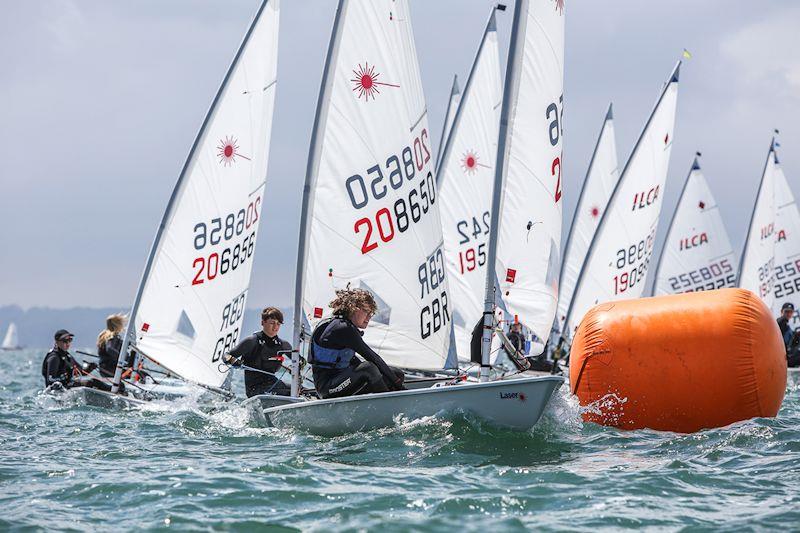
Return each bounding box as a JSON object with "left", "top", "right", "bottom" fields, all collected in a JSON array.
[
  {"left": 217, "top": 136, "right": 250, "bottom": 166},
  {"left": 460, "top": 150, "right": 491, "bottom": 175},
  {"left": 554, "top": 0, "right": 564, "bottom": 15},
  {"left": 351, "top": 63, "right": 400, "bottom": 101},
  {"left": 590, "top": 206, "right": 600, "bottom": 218}
]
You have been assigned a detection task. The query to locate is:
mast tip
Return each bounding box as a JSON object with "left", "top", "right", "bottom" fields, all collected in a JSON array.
[
  {"left": 605, "top": 102, "right": 614, "bottom": 120},
  {"left": 670, "top": 62, "right": 681, "bottom": 83}
]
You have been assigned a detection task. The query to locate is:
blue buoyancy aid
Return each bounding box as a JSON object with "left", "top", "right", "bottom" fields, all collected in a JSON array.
[{"left": 309, "top": 319, "right": 356, "bottom": 369}]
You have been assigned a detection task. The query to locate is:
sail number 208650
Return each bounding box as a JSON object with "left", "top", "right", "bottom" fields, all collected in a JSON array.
[{"left": 345, "top": 129, "right": 436, "bottom": 254}]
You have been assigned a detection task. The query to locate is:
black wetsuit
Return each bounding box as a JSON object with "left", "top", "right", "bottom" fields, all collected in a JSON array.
[
  {"left": 310, "top": 317, "right": 404, "bottom": 398},
  {"left": 228, "top": 331, "right": 291, "bottom": 397},
  {"left": 41, "top": 348, "right": 112, "bottom": 391},
  {"left": 778, "top": 317, "right": 792, "bottom": 349},
  {"left": 506, "top": 331, "right": 525, "bottom": 355},
  {"left": 98, "top": 335, "right": 125, "bottom": 377}
]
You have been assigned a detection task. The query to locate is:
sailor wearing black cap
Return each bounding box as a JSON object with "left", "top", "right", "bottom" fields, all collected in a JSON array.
[{"left": 41, "top": 330, "right": 80, "bottom": 388}]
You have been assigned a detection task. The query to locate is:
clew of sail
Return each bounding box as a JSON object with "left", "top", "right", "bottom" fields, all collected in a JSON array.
[
  {"left": 772, "top": 151, "right": 800, "bottom": 322},
  {"left": 564, "top": 62, "right": 680, "bottom": 338},
  {"left": 556, "top": 104, "right": 619, "bottom": 333},
  {"left": 489, "top": 0, "right": 565, "bottom": 344},
  {"left": 652, "top": 156, "right": 737, "bottom": 296},
  {"left": 295, "top": 0, "right": 451, "bottom": 371},
  {"left": 737, "top": 141, "right": 778, "bottom": 309},
  {"left": 438, "top": 7, "right": 503, "bottom": 362},
  {"left": 117, "top": 0, "right": 280, "bottom": 389},
  {"left": 435, "top": 75, "right": 462, "bottom": 169}
]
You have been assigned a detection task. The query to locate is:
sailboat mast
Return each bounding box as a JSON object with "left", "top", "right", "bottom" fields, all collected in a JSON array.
[
  {"left": 291, "top": 0, "right": 348, "bottom": 395},
  {"left": 111, "top": 0, "right": 273, "bottom": 393},
  {"left": 435, "top": 75, "right": 461, "bottom": 170},
  {"left": 480, "top": 0, "right": 527, "bottom": 382}
]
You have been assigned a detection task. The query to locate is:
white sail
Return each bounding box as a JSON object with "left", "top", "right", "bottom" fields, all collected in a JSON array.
[
  {"left": 485, "top": 0, "right": 565, "bottom": 345},
  {"left": 564, "top": 63, "right": 680, "bottom": 338},
  {"left": 737, "top": 141, "right": 777, "bottom": 309},
  {"left": 295, "top": 0, "right": 451, "bottom": 371},
  {"left": 435, "top": 75, "right": 462, "bottom": 168},
  {"left": 556, "top": 104, "right": 619, "bottom": 331},
  {"left": 2, "top": 323, "right": 19, "bottom": 349},
  {"left": 652, "top": 157, "right": 737, "bottom": 295},
  {"left": 773, "top": 152, "right": 800, "bottom": 320},
  {"left": 438, "top": 8, "right": 503, "bottom": 361},
  {"left": 120, "top": 0, "right": 280, "bottom": 388}
]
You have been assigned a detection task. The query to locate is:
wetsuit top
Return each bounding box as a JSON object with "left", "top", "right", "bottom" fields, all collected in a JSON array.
[
  {"left": 777, "top": 317, "right": 792, "bottom": 350},
  {"left": 98, "top": 335, "right": 125, "bottom": 377},
  {"left": 228, "top": 331, "right": 291, "bottom": 398},
  {"left": 41, "top": 347, "right": 78, "bottom": 387},
  {"left": 310, "top": 317, "right": 395, "bottom": 380}
]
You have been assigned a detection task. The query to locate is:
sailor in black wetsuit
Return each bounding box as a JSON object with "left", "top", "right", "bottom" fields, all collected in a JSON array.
[
  {"left": 310, "top": 288, "right": 404, "bottom": 398},
  {"left": 42, "top": 329, "right": 112, "bottom": 392},
  {"left": 97, "top": 313, "right": 130, "bottom": 377},
  {"left": 224, "top": 307, "right": 291, "bottom": 397}
]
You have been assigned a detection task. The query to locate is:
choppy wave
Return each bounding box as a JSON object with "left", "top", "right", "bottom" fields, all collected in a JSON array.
[{"left": 2, "top": 350, "right": 799, "bottom": 530}]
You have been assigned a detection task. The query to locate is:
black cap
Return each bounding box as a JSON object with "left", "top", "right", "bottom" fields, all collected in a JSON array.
[
  {"left": 782, "top": 302, "right": 794, "bottom": 312},
  {"left": 54, "top": 329, "right": 74, "bottom": 341}
]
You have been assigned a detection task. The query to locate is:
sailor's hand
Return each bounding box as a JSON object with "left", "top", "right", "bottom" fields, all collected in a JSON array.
[{"left": 223, "top": 354, "right": 242, "bottom": 367}]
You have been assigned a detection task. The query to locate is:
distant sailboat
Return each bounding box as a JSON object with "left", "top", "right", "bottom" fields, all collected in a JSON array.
[
  {"left": 1, "top": 323, "right": 22, "bottom": 351},
  {"left": 563, "top": 62, "right": 680, "bottom": 340},
  {"left": 737, "top": 139, "right": 778, "bottom": 310},
  {"left": 772, "top": 146, "right": 800, "bottom": 324},
  {"left": 438, "top": 6, "right": 503, "bottom": 362},
  {"left": 105, "top": 0, "right": 281, "bottom": 398},
  {"left": 651, "top": 155, "right": 737, "bottom": 295},
  {"left": 556, "top": 104, "right": 619, "bottom": 333}
]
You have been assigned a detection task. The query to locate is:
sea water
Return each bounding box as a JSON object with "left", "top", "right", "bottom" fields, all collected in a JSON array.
[{"left": 1, "top": 348, "right": 798, "bottom": 531}]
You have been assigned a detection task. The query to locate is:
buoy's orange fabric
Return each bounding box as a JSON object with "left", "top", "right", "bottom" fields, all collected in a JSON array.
[{"left": 569, "top": 288, "right": 786, "bottom": 433}]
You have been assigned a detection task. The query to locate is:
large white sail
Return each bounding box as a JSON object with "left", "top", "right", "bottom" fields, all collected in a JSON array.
[
  {"left": 484, "top": 0, "right": 565, "bottom": 347},
  {"left": 116, "top": 0, "right": 280, "bottom": 389},
  {"left": 773, "top": 151, "right": 800, "bottom": 320},
  {"left": 564, "top": 63, "right": 680, "bottom": 338},
  {"left": 295, "top": 0, "right": 451, "bottom": 371},
  {"left": 2, "top": 323, "right": 19, "bottom": 350},
  {"left": 556, "top": 104, "right": 619, "bottom": 331},
  {"left": 737, "top": 141, "right": 777, "bottom": 309},
  {"left": 652, "top": 156, "right": 737, "bottom": 295},
  {"left": 438, "top": 7, "right": 503, "bottom": 361},
  {"left": 435, "top": 75, "right": 462, "bottom": 169}
]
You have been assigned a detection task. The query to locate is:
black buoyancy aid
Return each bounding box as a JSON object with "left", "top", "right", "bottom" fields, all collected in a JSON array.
[{"left": 309, "top": 318, "right": 356, "bottom": 370}]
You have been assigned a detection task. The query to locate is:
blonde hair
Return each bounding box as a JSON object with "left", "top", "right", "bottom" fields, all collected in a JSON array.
[
  {"left": 329, "top": 288, "right": 377, "bottom": 318},
  {"left": 97, "top": 313, "right": 126, "bottom": 348}
]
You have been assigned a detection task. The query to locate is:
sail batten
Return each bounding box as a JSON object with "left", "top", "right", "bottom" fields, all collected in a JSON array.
[{"left": 113, "top": 0, "right": 280, "bottom": 390}]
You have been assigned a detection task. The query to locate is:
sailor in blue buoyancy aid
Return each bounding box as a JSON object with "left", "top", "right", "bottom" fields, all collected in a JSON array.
[{"left": 309, "top": 288, "right": 404, "bottom": 398}]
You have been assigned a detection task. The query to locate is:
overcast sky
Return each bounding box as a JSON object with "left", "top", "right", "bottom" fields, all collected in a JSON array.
[{"left": 1, "top": 0, "right": 798, "bottom": 310}]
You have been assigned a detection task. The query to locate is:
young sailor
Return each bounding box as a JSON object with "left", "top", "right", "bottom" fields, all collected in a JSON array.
[
  {"left": 224, "top": 307, "right": 291, "bottom": 398},
  {"left": 96, "top": 313, "right": 130, "bottom": 377},
  {"left": 777, "top": 302, "right": 795, "bottom": 350},
  {"left": 309, "top": 288, "right": 404, "bottom": 398},
  {"left": 41, "top": 329, "right": 112, "bottom": 391}
]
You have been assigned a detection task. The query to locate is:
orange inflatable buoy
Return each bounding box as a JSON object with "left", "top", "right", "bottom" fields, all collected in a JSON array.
[{"left": 569, "top": 288, "right": 786, "bottom": 433}]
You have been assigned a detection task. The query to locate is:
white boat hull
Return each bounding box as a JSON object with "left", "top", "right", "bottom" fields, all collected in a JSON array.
[{"left": 248, "top": 375, "right": 563, "bottom": 436}]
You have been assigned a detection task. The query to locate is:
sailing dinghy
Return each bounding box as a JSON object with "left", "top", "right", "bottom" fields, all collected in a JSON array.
[
  {"left": 563, "top": 62, "right": 681, "bottom": 342},
  {"left": 77, "top": 0, "right": 281, "bottom": 407},
  {"left": 737, "top": 139, "right": 778, "bottom": 309},
  {"left": 1, "top": 323, "right": 22, "bottom": 351},
  {"left": 651, "top": 154, "right": 737, "bottom": 295},
  {"left": 246, "top": 0, "right": 564, "bottom": 434}
]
